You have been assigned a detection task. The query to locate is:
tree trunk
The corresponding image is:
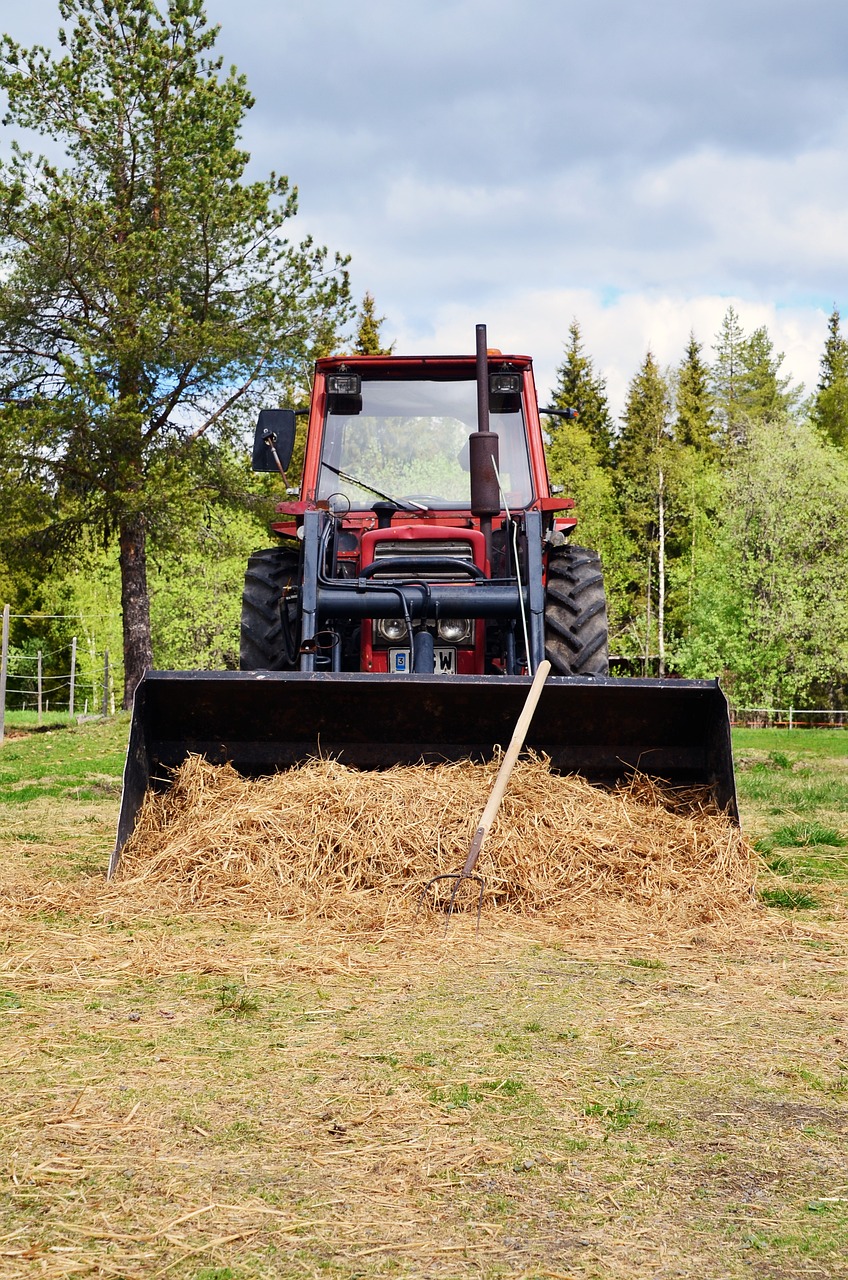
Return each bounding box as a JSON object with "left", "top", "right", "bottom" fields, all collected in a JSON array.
[{"left": 119, "top": 512, "right": 153, "bottom": 708}]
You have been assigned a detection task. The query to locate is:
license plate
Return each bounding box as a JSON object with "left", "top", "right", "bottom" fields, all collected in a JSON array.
[{"left": 389, "top": 647, "right": 456, "bottom": 674}]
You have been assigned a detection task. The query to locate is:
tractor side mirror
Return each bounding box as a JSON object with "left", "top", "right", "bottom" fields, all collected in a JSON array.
[{"left": 252, "top": 409, "right": 297, "bottom": 472}]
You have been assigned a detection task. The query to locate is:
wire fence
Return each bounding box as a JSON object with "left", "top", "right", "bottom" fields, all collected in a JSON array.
[
  {"left": 0, "top": 604, "right": 118, "bottom": 742},
  {"left": 731, "top": 708, "right": 848, "bottom": 729},
  {"left": 3, "top": 601, "right": 848, "bottom": 740}
]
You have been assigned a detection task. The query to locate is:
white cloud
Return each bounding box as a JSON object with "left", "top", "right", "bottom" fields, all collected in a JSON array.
[
  {"left": 386, "top": 291, "right": 827, "bottom": 417},
  {"left": 5, "top": 0, "right": 847, "bottom": 415}
]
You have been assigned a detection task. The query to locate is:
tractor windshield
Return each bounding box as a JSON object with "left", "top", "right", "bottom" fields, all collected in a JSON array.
[{"left": 317, "top": 377, "right": 533, "bottom": 510}]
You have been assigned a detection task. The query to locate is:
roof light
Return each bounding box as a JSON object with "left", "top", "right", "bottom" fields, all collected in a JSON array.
[
  {"left": 327, "top": 372, "right": 362, "bottom": 396},
  {"left": 489, "top": 372, "right": 521, "bottom": 395}
]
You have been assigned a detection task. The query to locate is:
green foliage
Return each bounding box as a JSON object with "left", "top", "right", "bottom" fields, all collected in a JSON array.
[
  {"left": 675, "top": 417, "right": 848, "bottom": 705},
  {"left": 739, "top": 326, "right": 803, "bottom": 422},
  {"left": 4, "top": 542, "right": 125, "bottom": 711},
  {"left": 811, "top": 308, "right": 848, "bottom": 449},
  {"left": 712, "top": 309, "right": 801, "bottom": 446},
  {"left": 545, "top": 419, "right": 634, "bottom": 648},
  {"left": 353, "top": 291, "right": 394, "bottom": 355},
  {"left": 543, "top": 314, "right": 848, "bottom": 702},
  {"left": 0, "top": 0, "right": 351, "bottom": 700},
  {"left": 711, "top": 305, "right": 748, "bottom": 445},
  {"left": 664, "top": 456, "right": 723, "bottom": 653},
  {"left": 724, "top": 417, "right": 848, "bottom": 704},
  {"left": 674, "top": 332, "right": 716, "bottom": 457},
  {"left": 615, "top": 350, "right": 671, "bottom": 493},
  {"left": 613, "top": 351, "right": 674, "bottom": 664},
  {"left": 149, "top": 504, "right": 268, "bottom": 669},
  {"left": 544, "top": 321, "right": 632, "bottom": 649},
  {"left": 547, "top": 319, "right": 615, "bottom": 454}
]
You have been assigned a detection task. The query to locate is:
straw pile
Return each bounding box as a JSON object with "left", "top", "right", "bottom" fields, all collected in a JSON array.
[{"left": 115, "top": 754, "right": 758, "bottom": 927}]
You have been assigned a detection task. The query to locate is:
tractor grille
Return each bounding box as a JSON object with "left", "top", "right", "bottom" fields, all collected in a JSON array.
[{"left": 370, "top": 539, "right": 476, "bottom": 580}]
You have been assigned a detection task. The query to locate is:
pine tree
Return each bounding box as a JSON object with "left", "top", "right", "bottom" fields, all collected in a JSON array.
[
  {"left": 711, "top": 306, "right": 747, "bottom": 446},
  {"left": 544, "top": 321, "right": 632, "bottom": 655},
  {"left": 0, "top": 0, "right": 351, "bottom": 703},
  {"left": 353, "top": 292, "right": 394, "bottom": 356},
  {"left": 615, "top": 352, "right": 673, "bottom": 673},
  {"left": 811, "top": 308, "right": 848, "bottom": 449},
  {"left": 674, "top": 332, "right": 715, "bottom": 457},
  {"left": 667, "top": 335, "right": 722, "bottom": 661},
  {"left": 739, "top": 326, "right": 801, "bottom": 422},
  {"left": 712, "top": 309, "right": 801, "bottom": 446},
  {"left": 547, "top": 319, "right": 615, "bottom": 458},
  {"left": 616, "top": 352, "right": 671, "bottom": 486}
]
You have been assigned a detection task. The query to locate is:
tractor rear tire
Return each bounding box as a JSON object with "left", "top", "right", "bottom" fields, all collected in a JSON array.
[
  {"left": 544, "top": 544, "right": 609, "bottom": 676},
  {"left": 240, "top": 546, "right": 301, "bottom": 671}
]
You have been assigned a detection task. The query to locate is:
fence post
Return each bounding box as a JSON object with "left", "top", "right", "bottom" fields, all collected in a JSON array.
[
  {"left": 37, "top": 650, "right": 43, "bottom": 726},
  {"left": 789, "top": 707, "right": 793, "bottom": 731},
  {"left": 69, "top": 636, "right": 77, "bottom": 719},
  {"left": 0, "top": 604, "right": 9, "bottom": 744},
  {"left": 102, "top": 649, "right": 110, "bottom": 718}
]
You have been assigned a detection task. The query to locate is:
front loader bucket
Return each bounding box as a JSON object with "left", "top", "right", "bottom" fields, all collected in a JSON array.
[{"left": 111, "top": 670, "right": 738, "bottom": 876}]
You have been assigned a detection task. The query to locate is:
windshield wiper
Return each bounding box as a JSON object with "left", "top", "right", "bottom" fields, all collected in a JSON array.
[{"left": 320, "top": 462, "right": 427, "bottom": 511}]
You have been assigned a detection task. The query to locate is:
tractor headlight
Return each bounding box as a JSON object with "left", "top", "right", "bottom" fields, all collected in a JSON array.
[
  {"left": 376, "top": 617, "right": 409, "bottom": 643},
  {"left": 436, "top": 618, "right": 472, "bottom": 645}
]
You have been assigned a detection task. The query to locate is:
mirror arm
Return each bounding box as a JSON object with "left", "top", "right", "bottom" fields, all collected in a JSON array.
[{"left": 263, "top": 431, "right": 289, "bottom": 484}]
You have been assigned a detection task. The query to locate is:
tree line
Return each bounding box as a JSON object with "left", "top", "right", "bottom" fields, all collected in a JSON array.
[
  {"left": 0, "top": 0, "right": 846, "bottom": 710},
  {"left": 545, "top": 310, "right": 848, "bottom": 707}
]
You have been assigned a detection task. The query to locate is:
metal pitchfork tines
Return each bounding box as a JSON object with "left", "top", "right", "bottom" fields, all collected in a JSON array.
[{"left": 420, "top": 659, "right": 552, "bottom": 931}]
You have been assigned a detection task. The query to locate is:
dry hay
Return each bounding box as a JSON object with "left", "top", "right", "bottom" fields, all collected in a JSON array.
[{"left": 113, "top": 754, "right": 758, "bottom": 929}]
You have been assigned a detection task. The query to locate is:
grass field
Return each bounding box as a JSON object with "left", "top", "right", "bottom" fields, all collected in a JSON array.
[{"left": 0, "top": 720, "right": 846, "bottom": 1279}]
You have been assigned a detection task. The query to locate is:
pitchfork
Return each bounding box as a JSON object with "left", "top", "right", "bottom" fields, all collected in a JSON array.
[{"left": 420, "top": 659, "right": 552, "bottom": 929}]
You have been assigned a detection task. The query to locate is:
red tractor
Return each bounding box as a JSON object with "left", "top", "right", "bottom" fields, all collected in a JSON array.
[
  {"left": 241, "top": 327, "right": 608, "bottom": 680},
  {"left": 111, "top": 326, "right": 736, "bottom": 872}
]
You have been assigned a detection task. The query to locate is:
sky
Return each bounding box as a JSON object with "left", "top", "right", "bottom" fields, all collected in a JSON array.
[{"left": 5, "top": 0, "right": 848, "bottom": 414}]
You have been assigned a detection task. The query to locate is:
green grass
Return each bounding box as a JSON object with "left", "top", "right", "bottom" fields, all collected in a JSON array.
[
  {"left": 733, "top": 728, "right": 848, "bottom": 908},
  {"left": 215, "top": 981, "right": 261, "bottom": 1019},
  {"left": 0, "top": 713, "right": 129, "bottom": 804},
  {"left": 583, "top": 1095, "right": 643, "bottom": 1135},
  {"left": 733, "top": 726, "right": 848, "bottom": 761},
  {"left": 759, "top": 886, "right": 821, "bottom": 910},
  {"left": 3, "top": 709, "right": 86, "bottom": 730},
  {"left": 768, "top": 821, "right": 847, "bottom": 848}
]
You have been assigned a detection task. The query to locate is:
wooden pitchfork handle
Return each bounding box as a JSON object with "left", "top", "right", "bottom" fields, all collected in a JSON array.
[
  {"left": 462, "top": 658, "right": 552, "bottom": 877},
  {"left": 421, "top": 659, "right": 552, "bottom": 922}
]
